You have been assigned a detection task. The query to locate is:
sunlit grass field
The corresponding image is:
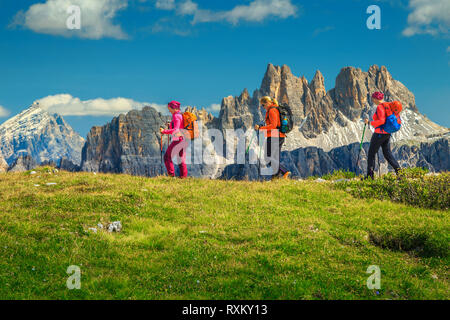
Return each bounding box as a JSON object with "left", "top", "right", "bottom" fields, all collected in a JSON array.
[{"left": 0, "top": 167, "right": 448, "bottom": 300}]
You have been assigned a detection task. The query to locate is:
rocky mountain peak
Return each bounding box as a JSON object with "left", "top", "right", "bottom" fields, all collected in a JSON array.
[
  {"left": 184, "top": 106, "right": 215, "bottom": 126},
  {"left": 260, "top": 63, "right": 282, "bottom": 97},
  {"left": 310, "top": 70, "right": 326, "bottom": 99},
  {"left": 239, "top": 88, "right": 251, "bottom": 103},
  {"left": 334, "top": 66, "right": 369, "bottom": 120},
  {"left": 0, "top": 103, "right": 85, "bottom": 166}
]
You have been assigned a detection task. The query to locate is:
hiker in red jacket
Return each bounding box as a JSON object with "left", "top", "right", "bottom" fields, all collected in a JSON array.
[
  {"left": 160, "top": 101, "right": 188, "bottom": 178},
  {"left": 364, "top": 92, "right": 401, "bottom": 179},
  {"left": 255, "top": 96, "right": 291, "bottom": 180}
]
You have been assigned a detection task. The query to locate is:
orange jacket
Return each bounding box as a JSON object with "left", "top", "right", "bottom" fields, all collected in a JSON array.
[{"left": 260, "top": 105, "right": 286, "bottom": 138}]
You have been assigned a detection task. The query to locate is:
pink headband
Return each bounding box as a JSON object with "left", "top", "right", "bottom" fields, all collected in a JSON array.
[
  {"left": 372, "top": 92, "right": 384, "bottom": 100},
  {"left": 168, "top": 101, "right": 181, "bottom": 110}
]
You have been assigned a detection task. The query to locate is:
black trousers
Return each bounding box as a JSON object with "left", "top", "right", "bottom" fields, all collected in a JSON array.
[
  {"left": 265, "top": 137, "right": 288, "bottom": 178},
  {"left": 367, "top": 133, "right": 401, "bottom": 178}
]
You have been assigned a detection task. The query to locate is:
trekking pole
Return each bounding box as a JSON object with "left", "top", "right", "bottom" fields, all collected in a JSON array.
[
  {"left": 356, "top": 123, "right": 367, "bottom": 173},
  {"left": 160, "top": 133, "right": 164, "bottom": 176},
  {"left": 377, "top": 151, "right": 381, "bottom": 178},
  {"left": 258, "top": 130, "right": 263, "bottom": 181},
  {"left": 246, "top": 130, "right": 257, "bottom": 155}
]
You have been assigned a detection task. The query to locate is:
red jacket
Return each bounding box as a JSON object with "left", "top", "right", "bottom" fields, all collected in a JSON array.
[
  {"left": 260, "top": 105, "right": 286, "bottom": 138},
  {"left": 371, "top": 103, "right": 389, "bottom": 134}
]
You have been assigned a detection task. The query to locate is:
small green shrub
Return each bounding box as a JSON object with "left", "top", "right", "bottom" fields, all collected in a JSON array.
[
  {"left": 369, "top": 228, "right": 448, "bottom": 258},
  {"left": 335, "top": 169, "right": 449, "bottom": 210},
  {"left": 307, "top": 169, "right": 357, "bottom": 181}
]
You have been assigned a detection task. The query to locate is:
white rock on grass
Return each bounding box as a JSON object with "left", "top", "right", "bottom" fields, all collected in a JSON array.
[
  {"left": 315, "top": 178, "right": 327, "bottom": 183},
  {"left": 88, "top": 227, "right": 97, "bottom": 233},
  {"left": 107, "top": 221, "right": 122, "bottom": 233},
  {"left": 425, "top": 173, "right": 439, "bottom": 177},
  {"left": 97, "top": 223, "right": 104, "bottom": 229},
  {"left": 30, "top": 171, "right": 37, "bottom": 175},
  {"left": 46, "top": 183, "right": 57, "bottom": 186}
]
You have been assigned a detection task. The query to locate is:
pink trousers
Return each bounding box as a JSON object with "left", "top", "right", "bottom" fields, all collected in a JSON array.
[{"left": 164, "top": 139, "right": 188, "bottom": 178}]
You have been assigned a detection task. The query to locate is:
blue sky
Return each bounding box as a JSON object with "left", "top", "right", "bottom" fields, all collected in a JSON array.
[{"left": 0, "top": 0, "right": 449, "bottom": 136}]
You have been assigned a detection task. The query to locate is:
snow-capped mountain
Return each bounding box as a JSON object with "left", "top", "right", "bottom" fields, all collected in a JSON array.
[{"left": 0, "top": 102, "right": 85, "bottom": 166}]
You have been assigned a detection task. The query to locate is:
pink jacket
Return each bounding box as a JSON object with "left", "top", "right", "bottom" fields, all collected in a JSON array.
[{"left": 162, "top": 112, "right": 185, "bottom": 141}]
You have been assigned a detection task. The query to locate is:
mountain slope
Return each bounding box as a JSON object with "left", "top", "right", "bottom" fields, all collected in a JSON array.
[
  {"left": 0, "top": 102, "right": 85, "bottom": 166},
  {"left": 0, "top": 154, "right": 7, "bottom": 172},
  {"left": 0, "top": 169, "right": 448, "bottom": 299},
  {"left": 219, "top": 64, "right": 448, "bottom": 152}
]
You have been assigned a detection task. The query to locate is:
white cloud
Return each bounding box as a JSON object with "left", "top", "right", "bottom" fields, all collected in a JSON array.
[
  {"left": 36, "top": 94, "right": 167, "bottom": 116},
  {"left": 10, "top": 0, "right": 128, "bottom": 40},
  {"left": 206, "top": 103, "right": 221, "bottom": 114},
  {"left": 156, "top": 0, "right": 175, "bottom": 10},
  {"left": 403, "top": 0, "right": 450, "bottom": 37},
  {"left": 150, "top": 17, "right": 192, "bottom": 36},
  {"left": 0, "top": 105, "right": 11, "bottom": 118},
  {"left": 177, "top": 0, "right": 298, "bottom": 25}
]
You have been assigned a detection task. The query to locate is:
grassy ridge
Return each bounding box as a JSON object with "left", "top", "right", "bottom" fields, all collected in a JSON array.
[{"left": 0, "top": 168, "right": 448, "bottom": 300}]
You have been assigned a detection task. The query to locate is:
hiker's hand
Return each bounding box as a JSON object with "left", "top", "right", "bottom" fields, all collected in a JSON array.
[
  {"left": 364, "top": 119, "right": 369, "bottom": 125},
  {"left": 160, "top": 128, "right": 164, "bottom": 133},
  {"left": 255, "top": 125, "right": 260, "bottom": 131}
]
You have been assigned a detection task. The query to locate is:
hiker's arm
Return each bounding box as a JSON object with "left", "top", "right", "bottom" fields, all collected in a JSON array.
[
  {"left": 371, "top": 105, "right": 385, "bottom": 128},
  {"left": 162, "top": 117, "right": 181, "bottom": 135},
  {"left": 260, "top": 109, "right": 278, "bottom": 131}
]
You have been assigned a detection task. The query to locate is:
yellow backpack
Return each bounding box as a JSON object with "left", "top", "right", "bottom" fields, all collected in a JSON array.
[{"left": 182, "top": 112, "right": 199, "bottom": 140}]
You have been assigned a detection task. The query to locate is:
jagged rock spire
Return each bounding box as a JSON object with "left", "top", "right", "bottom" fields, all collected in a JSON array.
[{"left": 310, "top": 70, "right": 326, "bottom": 99}]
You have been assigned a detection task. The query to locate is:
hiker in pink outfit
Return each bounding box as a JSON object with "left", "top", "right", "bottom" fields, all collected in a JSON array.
[{"left": 160, "top": 101, "right": 188, "bottom": 178}]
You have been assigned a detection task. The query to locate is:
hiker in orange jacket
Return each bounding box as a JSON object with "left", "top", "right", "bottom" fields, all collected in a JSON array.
[
  {"left": 255, "top": 96, "right": 291, "bottom": 180},
  {"left": 364, "top": 92, "right": 401, "bottom": 179}
]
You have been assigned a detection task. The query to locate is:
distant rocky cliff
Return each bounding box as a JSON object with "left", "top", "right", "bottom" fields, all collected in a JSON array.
[
  {"left": 7, "top": 154, "right": 38, "bottom": 173},
  {"left": 81, "top": 107, "right": 168, "bottom": 175}
]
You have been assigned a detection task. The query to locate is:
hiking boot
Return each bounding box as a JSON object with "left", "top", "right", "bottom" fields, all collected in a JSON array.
[{"left": 282, "top": 171, "right": 291, "bottom": 179}]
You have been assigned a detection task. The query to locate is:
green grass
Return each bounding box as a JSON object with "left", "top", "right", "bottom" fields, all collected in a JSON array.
[
  {"left": 335, "top": 169, "right": 449, "bottom": 210},
  {"left": 0, "top": 167, "right": 448, "bottom": 300}
]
